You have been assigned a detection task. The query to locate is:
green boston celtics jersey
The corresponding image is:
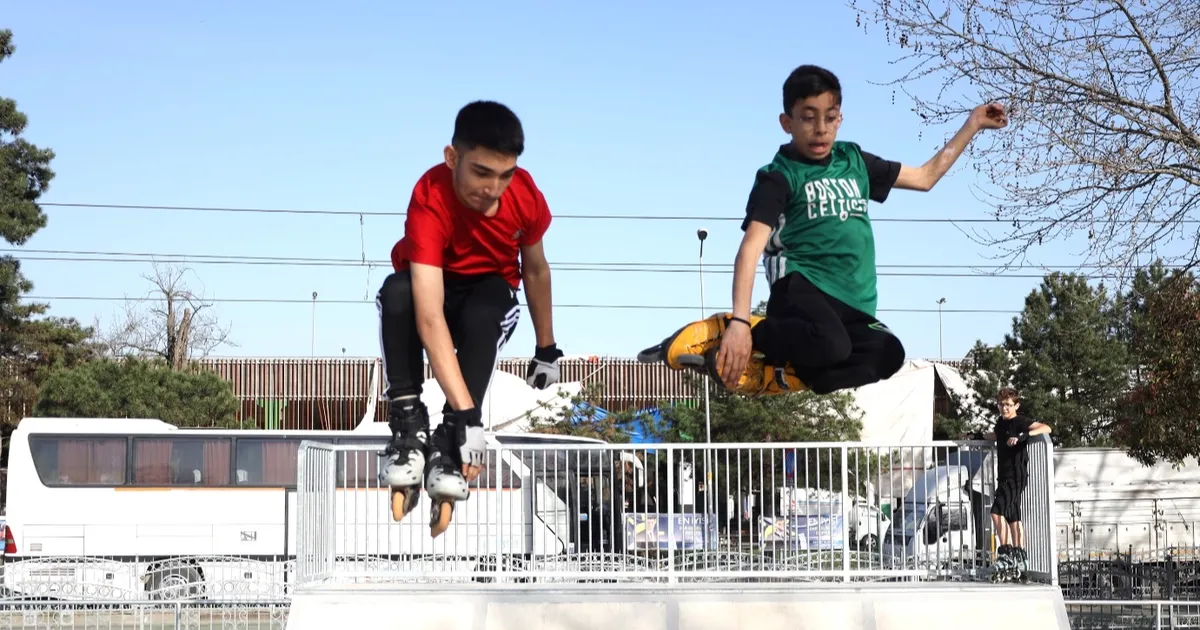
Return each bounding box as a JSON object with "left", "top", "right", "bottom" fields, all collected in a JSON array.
[{"left": 759, "top": 141, "right": 879, "bottom": 316}]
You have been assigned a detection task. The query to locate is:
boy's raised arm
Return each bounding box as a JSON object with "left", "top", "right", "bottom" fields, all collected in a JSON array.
[{"left": 894, "top": 103, "right": 1008, "bottom": 192}]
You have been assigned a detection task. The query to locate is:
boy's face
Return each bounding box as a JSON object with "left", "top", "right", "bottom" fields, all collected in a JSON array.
[
  {"left": 779, "top": 91, "right": 843, "bottom": 160},
  {"left": 997, "top": 397, "right": 1020, "bottom": 419},
  {"left": 444, "top": 144, "right": 518, "bottom": 213}
]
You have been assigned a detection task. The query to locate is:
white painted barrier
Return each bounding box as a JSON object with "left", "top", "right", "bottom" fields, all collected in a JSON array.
[{"left": 285, "top": 582, "right": 1072, "bottom": 630}]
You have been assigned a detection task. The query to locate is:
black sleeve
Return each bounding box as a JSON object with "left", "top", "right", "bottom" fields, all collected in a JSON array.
[
  {"left": 860, "top": 150, "right": 902, "bottom": 203},
  {"left": 740, "top": 169, "right": 791, "bottom": 231}
]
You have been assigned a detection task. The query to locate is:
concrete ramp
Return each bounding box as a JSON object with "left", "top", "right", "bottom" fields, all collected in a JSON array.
[{"left": 285, "top": 582, "right": 1071, "bottom": 630}]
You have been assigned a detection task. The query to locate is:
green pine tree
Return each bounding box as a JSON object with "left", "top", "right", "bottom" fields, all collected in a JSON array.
[{"left": 0, "top": 28, "right": 97, "bottom": 445}]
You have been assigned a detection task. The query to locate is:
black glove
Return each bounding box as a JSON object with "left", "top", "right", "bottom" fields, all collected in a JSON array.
[{"left": 525, "top": 344, "right": 563, "bottom": 389}]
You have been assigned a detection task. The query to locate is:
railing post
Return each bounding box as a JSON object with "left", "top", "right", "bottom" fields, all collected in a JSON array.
[
  {"left": 667, "top": 446, "right": 676, "bottom": 584},
  {"left": 295, "top": 441, "right": 309, "bottom": 584},
  {"left": 325, "top": 447, "right": 337, "bottom": 581},
  {"left": 1044, "top": 436, "right": 1058, "bottom": 586},
  {"left": 841, "top": 445, "right": 850, "bottom": 582}
]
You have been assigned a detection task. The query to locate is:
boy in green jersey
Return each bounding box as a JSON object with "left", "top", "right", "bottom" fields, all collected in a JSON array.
[{"left": 712, "top": 64, "right": 1008, "bottom": 395}]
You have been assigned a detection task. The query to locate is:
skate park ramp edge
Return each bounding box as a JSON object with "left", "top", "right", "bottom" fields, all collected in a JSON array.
[{"left": 284, "top": 581, "right": 1072, "bottom": 630}]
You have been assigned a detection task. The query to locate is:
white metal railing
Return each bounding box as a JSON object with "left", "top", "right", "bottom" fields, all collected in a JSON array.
[
  {"left": 0, "top": 598, "right": 1198, "bottom": 629},
  {"left": 1025, "top": 435, "right": 1058, "bottom": 583},
  {"left": 0, "top": 601, "right": 290, "bottom": 630},
  {"left": 293, "top": 438, "right": 1062, "bottom": 586}
]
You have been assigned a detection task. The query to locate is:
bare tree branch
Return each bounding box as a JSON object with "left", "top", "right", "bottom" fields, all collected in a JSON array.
[
  {"left": 97, "top": 262, "right": 235, "bottom": 368},
  {"left": 849, "top": 0, "right": 1200, "bottom": 275}
]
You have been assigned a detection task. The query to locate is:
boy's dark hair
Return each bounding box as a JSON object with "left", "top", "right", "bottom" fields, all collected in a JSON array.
[
  {"left": 452, "top": 100, "right": 525, "bottom": 157},
  {"left": 997, "top": 387, "right": 1020, "bottom": 403},
  {"left": 782, "top": 65, "right": 842, "bottom": 114}
]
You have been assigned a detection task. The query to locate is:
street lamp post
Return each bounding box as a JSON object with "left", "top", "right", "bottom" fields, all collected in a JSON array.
[
  {"left": 936, "top": 297, "right": 946, "bottom": 362},
  {"left": 697, "top": 228, "right": 710, "bottom": 446},
  {"left": 697, "top": 228, "right": 712, "bottom": 521},
  {"left": 311, "top": 291, "right": 318, "bottom": 357}
]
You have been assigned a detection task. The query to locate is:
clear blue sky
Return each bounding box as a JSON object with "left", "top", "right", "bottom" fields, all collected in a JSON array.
[{"left": 4, "top": 0, "right": 1103, "bottom": 362}]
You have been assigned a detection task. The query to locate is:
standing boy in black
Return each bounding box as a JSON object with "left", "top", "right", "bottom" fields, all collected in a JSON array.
[{"left": 981, "top": 387, "right": 1052, "bottom": 576}]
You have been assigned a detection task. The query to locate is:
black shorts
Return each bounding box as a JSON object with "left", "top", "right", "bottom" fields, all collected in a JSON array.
[
  {"left": 991, "top": 474, "right": 1027, "bottom": 522},
  {"left": 750, "top": 272, "right": 906, "bottom": 394},
  {"left": 375, "top": 269, "right": 520, "bottom": 413}
]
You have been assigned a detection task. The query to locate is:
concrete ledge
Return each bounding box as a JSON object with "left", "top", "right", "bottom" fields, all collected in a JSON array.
[{"left": 285, "top": 581, "right": 1072, "bottom": 630}]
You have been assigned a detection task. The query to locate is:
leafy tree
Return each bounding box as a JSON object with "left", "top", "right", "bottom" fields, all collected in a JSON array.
[
  {"left": 525, "top": 383, "right": 638, "bottom": 443},
  {"left": 1113, "top": 269, "right": 1200, "bottom": 466},
  {"left": 654, "top": 377, "right": 864, "bottom": 445},
  {"left": 950, "top": 273, "right": 1130, "bottom": 446},
  {"left": 851, "top": 0, "right": 1200, "bottom": 272},
  {"left": 34, "top": 357, "right": 240, "bottom": 428},
  {"left": 0, "top": 28, "right": 96, "bottom": 439}
]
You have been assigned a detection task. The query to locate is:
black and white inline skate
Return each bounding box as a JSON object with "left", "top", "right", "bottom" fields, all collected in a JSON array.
[
  {"left": 423, "top": 407, "right": 487, "bottom": 537},
  {"left": 378, "top": 398, "right": 430, "bottom": 522},
  {"left": 988, "top": 545, "right": 1028, "bottom": 583}
]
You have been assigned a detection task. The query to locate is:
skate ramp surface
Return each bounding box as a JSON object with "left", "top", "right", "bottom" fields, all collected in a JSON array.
[{"left": 284, "top": 582, "right": 1071, "bottom": 630}]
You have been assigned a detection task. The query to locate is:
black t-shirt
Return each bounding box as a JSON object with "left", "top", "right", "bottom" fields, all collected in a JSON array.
[{"left": 994, "top": 414, "right": 1036, "bottom": 478}]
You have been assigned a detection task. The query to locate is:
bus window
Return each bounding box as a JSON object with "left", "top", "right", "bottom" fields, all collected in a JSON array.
[
  {"left": 132, "top": 438, "right": 232, "bottom": 486},
  {"left": 234, "top": 439, "right": 299, "bottom": 486},
  {"left": 29, "top": 437, "right": 127, "bottom": 486}
]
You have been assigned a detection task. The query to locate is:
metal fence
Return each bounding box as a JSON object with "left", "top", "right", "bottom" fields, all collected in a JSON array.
[
  {"left": 0, "top": 601, "right": 290, "bottom": 630},
  {"left": 0, "top": 599, "right": 1196, "bottom": 630},
  {"left": 293, "top": 438, "right": 1059, "bottom": 586},
  {"left": 1064, "top": 600, "right": 1200, "bottom": 629}
]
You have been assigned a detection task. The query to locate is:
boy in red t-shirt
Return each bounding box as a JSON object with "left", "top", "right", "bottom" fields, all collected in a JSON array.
[{"left": 377, "top": 101, "right": 564, "bottom": 533}]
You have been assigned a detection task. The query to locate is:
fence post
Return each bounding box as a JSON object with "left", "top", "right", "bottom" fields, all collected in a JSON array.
[
  {"left": 841, "top": 445, "right": 850, "bottom": 582},
  {"left": 295, "top": 441, "right": 309, "bottom": 584},
  {"left": 667, "top": 446, "right": 676, "bottom": 584}
]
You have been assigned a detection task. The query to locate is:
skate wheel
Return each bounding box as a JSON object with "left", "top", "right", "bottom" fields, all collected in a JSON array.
[
  {"left": 677, "top": 353, "right": 705, "bottom": 368},
  {"left": 677, "top": 353, "right": 712, "bottom": 377},
  {"left": 390, "top": 488, "right": 417, "bottom": 522},
  {"left": 429, "top": 501, "right": 454, "bottom": 538}
]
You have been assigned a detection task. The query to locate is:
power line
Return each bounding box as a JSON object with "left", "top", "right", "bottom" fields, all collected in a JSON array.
[
  {"left": 40, "top": 201, "right": 1200, "bottom": 225},
  {"left": 3, "top": 249, "right": 1160, "bottom": 280},
  {"left": 21, "top": 294, "right": 1020, "bottom": 314}
]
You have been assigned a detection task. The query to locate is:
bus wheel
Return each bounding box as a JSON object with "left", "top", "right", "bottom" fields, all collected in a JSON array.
[{"left": 148, "top": 565, "right": 202, "bottom": 600}]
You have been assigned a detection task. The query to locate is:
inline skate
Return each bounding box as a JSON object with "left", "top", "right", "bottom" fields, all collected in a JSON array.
[
  {"left": 423, "top": 407, "right": 486, "bottom": 537},
  {"left": 378, "top": 398, "right": 429, "bottom": 522}
]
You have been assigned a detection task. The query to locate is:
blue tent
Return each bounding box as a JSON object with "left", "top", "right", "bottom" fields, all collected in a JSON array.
[{"left": 570, "top": 401, "right": 667, "bottom": 444}]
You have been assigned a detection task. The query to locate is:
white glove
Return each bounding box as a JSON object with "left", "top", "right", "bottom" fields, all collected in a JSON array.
[
  {"left": 526, "top": 344, "right": 564, "bottom": 389},
  {"left": 451, "top": 408, "right": 486, "bottom": 478}
]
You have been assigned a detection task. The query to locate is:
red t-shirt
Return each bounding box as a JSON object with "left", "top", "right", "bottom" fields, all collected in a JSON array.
[{"left": 390, "top": 163, "right": 553, "bottom": 289}]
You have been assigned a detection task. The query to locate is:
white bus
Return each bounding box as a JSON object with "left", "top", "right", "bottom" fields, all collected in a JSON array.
[{"left": 1, "top": 416, "right": 644, "bottom": 601}]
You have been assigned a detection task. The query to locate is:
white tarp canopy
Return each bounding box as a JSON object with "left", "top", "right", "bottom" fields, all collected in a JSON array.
[
  {"left": 846, "top": 359, "right": 937, "bottom": 446},
  {"left": 846, "top": 359, "right": 982, "bottom": 502}
]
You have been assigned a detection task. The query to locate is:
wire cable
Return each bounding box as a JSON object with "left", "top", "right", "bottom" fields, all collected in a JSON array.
[
  {"left": 3, "top": 249, "right": 1160, "bottom": 280},
  {"left": 21, "top": 294, "right": 1019, "bottom": 314},
  {"left": 40, "top": 201, "right": 1200, "bottom": 225}
]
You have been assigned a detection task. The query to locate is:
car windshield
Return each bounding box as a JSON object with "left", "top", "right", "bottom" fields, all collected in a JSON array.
[{"left": 892, "top": 502, "right": 925, "bottom": 533}]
